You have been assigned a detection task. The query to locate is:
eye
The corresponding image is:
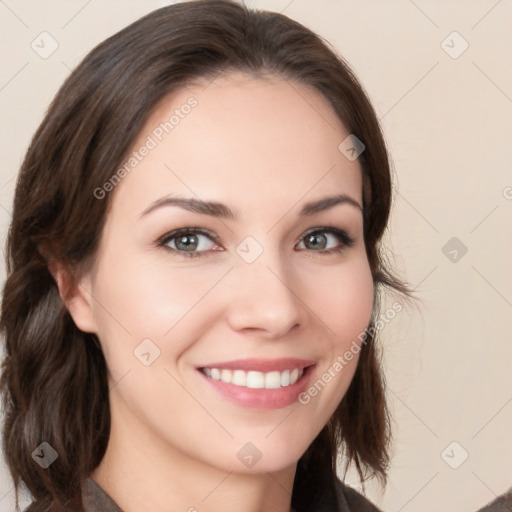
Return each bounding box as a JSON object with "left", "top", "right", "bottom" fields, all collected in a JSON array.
[
  {"left": 155, "top": 226, "right": 356, "bottom": 258},
  {"left": 157, "top": 227, "right": 220, "bottom": 258},
  {"left": 296, "top": 227, "right": 356, "bottom": 254}
]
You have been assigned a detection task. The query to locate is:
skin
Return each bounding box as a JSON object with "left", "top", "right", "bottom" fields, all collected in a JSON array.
[{"left": 55, "top": 70, "right": 374, "bottom": 512}]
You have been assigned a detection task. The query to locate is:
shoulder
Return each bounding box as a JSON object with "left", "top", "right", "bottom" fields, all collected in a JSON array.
[
  {"left": 476, "top": 488, "right": 512, "bottom": 512},
  {"left": 21, "top": 477, "right": 114, "bottom": 512},
  {"left": 22, "top": 501, "right": 75, "bottom": 512},
  {"left": 333, "top": 478, "right": 383, "bottom": 512}
]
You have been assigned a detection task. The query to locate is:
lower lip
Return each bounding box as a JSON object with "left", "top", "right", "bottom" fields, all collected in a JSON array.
[{"left": 197, "top": 366, "right": 315, "bottom": 410}]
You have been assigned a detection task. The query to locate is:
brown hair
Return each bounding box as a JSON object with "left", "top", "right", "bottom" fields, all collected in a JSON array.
[{"left": 0, "top": 1, "right": 413, "bottom": 510}]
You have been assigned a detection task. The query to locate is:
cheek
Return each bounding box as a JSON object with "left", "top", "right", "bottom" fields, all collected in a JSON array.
[
  {"left": 294, "top": 256, "right": 374, "bottom": 422},
  {"left": 300, "top": 255, "right": 375, "bottom": 345},
  {"left": 90, "top": 254, "right": 230, "bottom": 373},
  {"left": 333, "top": 265, "right": 374, "bottom": 343}
]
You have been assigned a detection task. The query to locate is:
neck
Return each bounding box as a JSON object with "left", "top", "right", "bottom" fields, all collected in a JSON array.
[{"left": 91, "top": 391, "right": 297, "bottom": 512}]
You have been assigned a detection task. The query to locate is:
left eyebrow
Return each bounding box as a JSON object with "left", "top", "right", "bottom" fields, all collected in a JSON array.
[
  {"left": 139, "top": 193, "right": 363, "bottom": 220},
  {"left": 300, "top": 194, "right": 363, "bottom": 216}
]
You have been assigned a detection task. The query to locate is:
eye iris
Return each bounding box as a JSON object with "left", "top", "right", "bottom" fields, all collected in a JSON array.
[
  {"left": 176, "top": 234, "right": 198, "bottom": 251},
  {"left": 306, "top": 233, "right": 327, "bottom": 250}
]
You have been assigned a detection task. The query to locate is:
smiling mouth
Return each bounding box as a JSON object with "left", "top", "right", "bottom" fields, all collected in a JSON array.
[{"left": 199, "top": 367, "right": 309, "bottom": 389}]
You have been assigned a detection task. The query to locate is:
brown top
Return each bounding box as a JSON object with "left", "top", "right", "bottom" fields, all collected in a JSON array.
[
  {"left": 81, "top": 478, "right": 122, "bottom": 512},
  {"left": 23, "top": 478, "right": 512, "bottom": 511},
  {"left": 476, "top": 488, "right": 512, "bottom": 512},
  {"left": 80, "top": 476, "right": 383, "bottom": 512},
  {"left": 80, "top": 479, "right": 512, "bottom": 512}
]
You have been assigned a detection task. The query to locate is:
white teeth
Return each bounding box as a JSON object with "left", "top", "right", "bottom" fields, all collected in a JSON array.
[
  {"left": 265, "top": 371, "right": 281, "bottom": 389},
  {"left": 220, "top": 369, "right": 232, "bottom": 384},
  {"left": 201, "top": 367, "right": 305, "bottom": 389},
  {"left": 247, "top": 371, "right": 265, "bottom": 389},
  {"left": 232, "top": 370, "right": 247, "bottom": 386}
]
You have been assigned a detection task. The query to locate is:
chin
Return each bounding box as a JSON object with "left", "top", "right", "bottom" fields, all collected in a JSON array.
[{"left": 215, "top": 440, "right": 308, "bottom": 475}]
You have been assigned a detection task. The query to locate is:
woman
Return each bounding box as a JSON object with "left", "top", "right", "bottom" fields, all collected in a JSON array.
[{"left": 0, "top": 1, "right": 413, "bottom": 511}]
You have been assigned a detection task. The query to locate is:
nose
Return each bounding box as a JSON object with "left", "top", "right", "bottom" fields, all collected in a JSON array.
[{"left": 225, "top": 250, "right": 305, "bottom": 339}]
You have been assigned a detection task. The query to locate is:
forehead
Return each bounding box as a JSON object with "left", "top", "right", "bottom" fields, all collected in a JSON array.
[{"left": 108, "top": 70, "right": 363, "bottom": 220}]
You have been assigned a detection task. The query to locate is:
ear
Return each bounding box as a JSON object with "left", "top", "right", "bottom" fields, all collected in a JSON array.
[{"left": 47, "top": 259, "right": 98, "bottom": 334}]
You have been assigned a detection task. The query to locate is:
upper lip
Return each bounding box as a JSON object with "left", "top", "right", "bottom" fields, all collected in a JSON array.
[{"left": 197, "top": 358, "right": 316, "bottom": 373}]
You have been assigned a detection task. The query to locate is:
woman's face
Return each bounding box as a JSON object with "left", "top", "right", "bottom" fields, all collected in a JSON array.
[{"left": 73, "top": 71, "right": 374, "bottom": 474}]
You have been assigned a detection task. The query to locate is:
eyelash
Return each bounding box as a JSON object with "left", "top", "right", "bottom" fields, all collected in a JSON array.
[{"left": 155, "top": 226, "right": 356, "bottom": 259}]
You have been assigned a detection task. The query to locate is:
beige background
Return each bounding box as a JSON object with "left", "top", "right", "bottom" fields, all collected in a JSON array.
[{"left": 1, "top": 1, "right": 511, "bottom": 511}]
